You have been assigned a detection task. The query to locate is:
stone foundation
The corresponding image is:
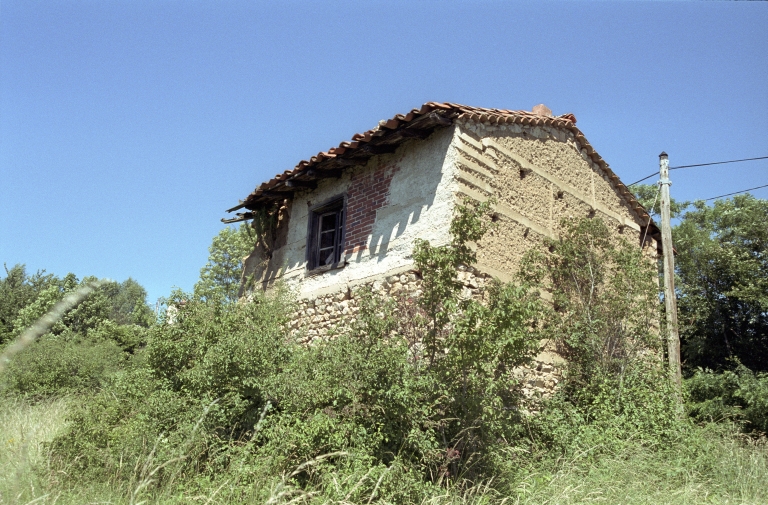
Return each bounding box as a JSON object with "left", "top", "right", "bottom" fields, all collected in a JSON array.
[
  {"left": 515, "top": 358, "right": 563, "bottom": 403},
  {"left": 288, "top": 266, "right": 495, "bottom": 343},
  {"left": 286, "top": 266, "right": 564, "bottom": 400}
]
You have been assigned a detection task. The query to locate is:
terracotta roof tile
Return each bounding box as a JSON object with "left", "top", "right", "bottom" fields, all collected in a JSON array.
[{"left": 224, "top": 102, "right": 654, "bottom": 238}]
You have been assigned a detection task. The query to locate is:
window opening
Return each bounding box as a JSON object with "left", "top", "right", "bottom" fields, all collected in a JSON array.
[{"left": 308, "top": 196, "right": 345, "bottom": 271}]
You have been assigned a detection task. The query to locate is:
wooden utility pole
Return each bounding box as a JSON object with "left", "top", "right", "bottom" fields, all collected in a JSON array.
[{"left": 659, "top": 152, "right": 682, "bottom": 394}]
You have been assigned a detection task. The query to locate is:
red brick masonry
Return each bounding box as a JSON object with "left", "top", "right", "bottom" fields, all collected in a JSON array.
[{"left": 344, "top": 161, "right": 401, "bottom": 254}]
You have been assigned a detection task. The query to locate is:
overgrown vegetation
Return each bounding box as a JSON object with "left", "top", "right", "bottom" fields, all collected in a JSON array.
[
  {"left": 634, "top": 188, "right": 768, "bottom": 439},
  {"left": 2, "top": 199, "right": 767, "bottom": 504},
  {"left": 520, "top": 217, "right": 681, "bottom": 451},
  {"left": 687, "top": 365, "right": 768, "bottom": 434},
  {"left": 675, "top": 195, "right": 768, "bottom": 372},
  {"left": 0, "top": 268, "right": 152, "bottom": 398}
]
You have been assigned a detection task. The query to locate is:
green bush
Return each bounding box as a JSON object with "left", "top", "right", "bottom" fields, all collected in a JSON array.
[
  {"left": 686, "top": 365, "right": 768, "bottom": 434},
  {"left": 0, "top": 337, "right": 125, "bottom": 397},
  {"left": 520, "top": 217, "right": 683, "bottom": 455},
  {"left": 87, "top": 320, "right": 149, "bottom": 353},
  {"left": 50, "top": 288, "right": 292, "bottom": 483},
  {"left": 259, "top": 289, "right": 441, "bottom": 478}
]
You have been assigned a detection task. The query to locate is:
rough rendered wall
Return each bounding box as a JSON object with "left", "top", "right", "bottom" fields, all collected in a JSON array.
[
  {"left": 253, "top": 126, "right": 459, "bottom": 302},
  {"left": 451, "top": 119, "right": 656, "bottom": 281},
  {"left": 446, "top": 119, "right": 656, "bottom": 398}
]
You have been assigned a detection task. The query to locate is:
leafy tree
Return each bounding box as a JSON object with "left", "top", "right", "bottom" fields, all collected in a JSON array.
[
  {"left": 101, "top": 278, "right": 154, "bottom": 327},
  {"left": 0, "top": 264, "right": 58, "bottom": 344},
  {"left": 10, "top": 273, "right": 79, "bottom": 338},
  {"left": 675, "top": 195, "right": 768, "bottom": 372},
  {"left": 194, "top": 224, "right": 255, "bottom": 303},
  {"left": 633, "top": 183, "right": 689, "bottom": 220},
  {"left": 10, "top": 274, "right": 153, "bottom": 339}
]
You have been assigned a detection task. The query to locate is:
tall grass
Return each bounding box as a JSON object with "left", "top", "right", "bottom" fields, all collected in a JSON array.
[
  {"left": 2, "top": 397, "right": 767, "bottom": 504},
  {"left": 0, "top": 396, "right": 69, "bottom": 504},
  {"left": 512, "top": 426, "right": 768, "bottom": 505}
]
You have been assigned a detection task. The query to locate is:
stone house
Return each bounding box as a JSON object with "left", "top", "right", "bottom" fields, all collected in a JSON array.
[{"left": 224, "top": 102, "right": 660, "bottom": 346}]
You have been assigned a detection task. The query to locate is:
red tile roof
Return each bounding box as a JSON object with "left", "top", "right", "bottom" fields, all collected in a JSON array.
[{"left": 224, "top": 102, "right": 656, "bottom": 242}]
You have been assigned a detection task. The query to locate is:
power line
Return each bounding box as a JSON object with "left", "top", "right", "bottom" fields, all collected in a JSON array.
[
  {"left": 627, "top": 155, "right": 768, "bottom": 187},
  {"left": 703, "top": 183, "right": 768, "bottom": 201},
  {"left": 671, "top": 156, "right": 768, "bottom": 170},
  {"left": 627, "top": 173, "right": 657, "bottom": 186}
]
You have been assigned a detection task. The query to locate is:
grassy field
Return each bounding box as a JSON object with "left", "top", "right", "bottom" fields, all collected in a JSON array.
[{"left": 2, "top": 397, "right": 766, "bottom": 505}]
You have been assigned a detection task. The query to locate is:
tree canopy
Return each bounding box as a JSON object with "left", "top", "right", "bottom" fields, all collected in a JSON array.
[
  {"left": 674, "top": 195, "right": 768, "bottom": 372},
  {"left": 633, "top": 183, "right": 689, "bottom": 220},
  {"left": 194, "top": 224, "right": 255, "bottom": 303},
  {"left": 1, "top": 266, "right": 154, "bottom": 347},
  {"left": 0, "top": 264, "right": 58, "bottom": 345}
]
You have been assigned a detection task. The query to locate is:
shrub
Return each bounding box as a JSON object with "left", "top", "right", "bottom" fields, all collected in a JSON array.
[
  {"left": 520, "top": 217, "right": 682, "bottom": 452},
  {"left": 0, "top": 337, "right": 125, "bottom": 398},
  {"left": 88, "top": 320, "right": 149, "bottom": 353},
  {"left": 686, "top": 365, "right": 768, "bottom": 434},
  {"left": 50, "top": 288, "right": 292, "bottom": 483},
  {"left": 257, "top": 289, "right": 442, "bottom": 477}
]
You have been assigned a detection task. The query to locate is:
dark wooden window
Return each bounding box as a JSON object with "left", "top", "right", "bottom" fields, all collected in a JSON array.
[{"left": 307, "top": 196, "right": 345, "bottom": 271}]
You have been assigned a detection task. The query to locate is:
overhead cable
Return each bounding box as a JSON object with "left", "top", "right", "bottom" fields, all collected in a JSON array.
[
  {"left": 627, "top": 155, "right": 768, "bottom": 187},
  {"left": 627, "top": 173, "right": 657, "bottom": 186},
  {"left": 703, "top": 183, "right": 768, "bottom": 201},
  {"left": 671, "top": 156, "right": 768, "bottom": 170}
]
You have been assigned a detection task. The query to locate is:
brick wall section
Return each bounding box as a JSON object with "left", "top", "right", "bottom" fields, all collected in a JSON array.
[{"left": 344, "top": 162, "right": 401, "bottom": 254}]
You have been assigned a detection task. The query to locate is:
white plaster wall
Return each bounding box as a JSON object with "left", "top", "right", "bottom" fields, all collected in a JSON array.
[{"left": 262, "top": 126, "right": 460, "bottom": 300}]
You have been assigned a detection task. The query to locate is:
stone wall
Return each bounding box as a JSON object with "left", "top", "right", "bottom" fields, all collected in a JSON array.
[
  {"left": 516, "top": 354, "right": 564, "bottom": 405},
  {"left": 288, "top": 266, "right": 489, "bottom": 343},
  {"left": 286, "top": 265, "right": 564, "bottom": 401}
]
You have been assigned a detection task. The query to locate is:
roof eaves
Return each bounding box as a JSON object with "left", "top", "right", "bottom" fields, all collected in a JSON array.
[{"left": 223, "top": 103, "right": 657, "bottom": 245}]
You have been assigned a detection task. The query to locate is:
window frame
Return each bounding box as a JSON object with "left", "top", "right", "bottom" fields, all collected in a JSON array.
[{"left": 306, "top": 195, "right": 347, "bottom": 273}]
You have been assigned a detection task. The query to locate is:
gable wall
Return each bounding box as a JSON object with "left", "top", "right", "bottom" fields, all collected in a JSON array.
[{"left": 452, "top": 119, "right": 656, "bottom": 281}]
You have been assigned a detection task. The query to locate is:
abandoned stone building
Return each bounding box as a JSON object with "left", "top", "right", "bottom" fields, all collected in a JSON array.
[{"left": 224, "top": 102, "right": 659, "bottom": 351}]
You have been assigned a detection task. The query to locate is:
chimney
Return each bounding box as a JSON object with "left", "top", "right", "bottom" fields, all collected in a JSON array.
[{"left": 532, "top": 104, "right": 553, "bottom": 117}]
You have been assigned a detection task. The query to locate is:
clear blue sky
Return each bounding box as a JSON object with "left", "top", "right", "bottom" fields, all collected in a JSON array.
[{"left": 2, "top": 1, "right": 766, "bottom": 304}]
